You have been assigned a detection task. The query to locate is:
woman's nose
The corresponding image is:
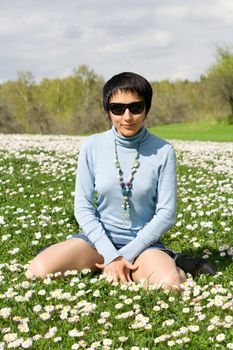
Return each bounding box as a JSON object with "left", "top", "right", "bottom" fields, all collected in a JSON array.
[{"left": 123, "top": 108, "right": 133, "bottom": 120}]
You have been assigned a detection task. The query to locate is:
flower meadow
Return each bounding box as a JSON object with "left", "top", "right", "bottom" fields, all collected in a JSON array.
[{"left": 0, "top": 134, "right": 232, "bottom": 350}]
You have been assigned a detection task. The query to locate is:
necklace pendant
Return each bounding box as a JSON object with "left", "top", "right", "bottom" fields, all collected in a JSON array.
[
  {"left": 122, "top": 197, "right": 130, "bottom": 219},
  {"left": 114, "top": 139, "right": 140, "bottom": 222}
]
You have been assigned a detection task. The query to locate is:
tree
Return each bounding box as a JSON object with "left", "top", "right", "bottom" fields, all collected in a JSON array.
[
  {"left": 0, "top": 104, "right": 22, "bottom": 133},
  {"left": 206, "top": 46, "right": 233, "bottom": 123}
]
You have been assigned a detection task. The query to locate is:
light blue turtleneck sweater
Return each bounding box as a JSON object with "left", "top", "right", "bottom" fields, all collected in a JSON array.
[{"left": 74, "top": 126, "right": 177, "bottom": 265}]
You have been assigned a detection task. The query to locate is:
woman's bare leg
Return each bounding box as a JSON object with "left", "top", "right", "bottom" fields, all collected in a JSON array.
[
  {"left": 132, "top": 249, "right": 186, "bottom": 291},
  {"left": 27, "top": 238, "right": 103, "bottom": 279}
]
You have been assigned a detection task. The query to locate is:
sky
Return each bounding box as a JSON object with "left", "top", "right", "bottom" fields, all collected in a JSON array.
[{"left": 0, "top": 0, "right": 233, "bottom": 83}]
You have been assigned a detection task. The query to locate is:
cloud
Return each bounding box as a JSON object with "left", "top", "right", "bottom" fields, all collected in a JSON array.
[
  {"left": 100, "top": 30, "right": 172, "bottom": 54},
  {"left": 0, "top": 0, "right": 232, "bottom": 82},
  {"left": 181, "top": 0, "right": 233, "bottom": 25},
  {"left": 171, "top": 64, "right": 197, "bottom": 80},
  {"left": 156, "top": 5, "right": 188, "bottom": 18}
]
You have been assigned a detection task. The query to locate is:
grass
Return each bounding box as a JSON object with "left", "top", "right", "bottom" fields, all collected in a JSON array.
[
  {"left": 149, "top": 121, "right": 233, "bottom": 142},
  {"left": 0, "top": 136, "right": 232, "bottom": 349}
]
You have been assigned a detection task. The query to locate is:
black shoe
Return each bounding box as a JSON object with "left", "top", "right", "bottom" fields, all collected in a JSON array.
[{"left": 163, "top": 249, "right": 217, "bottom": 277}]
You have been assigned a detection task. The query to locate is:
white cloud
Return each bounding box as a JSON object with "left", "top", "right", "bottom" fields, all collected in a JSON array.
[
  {"left": 171, "top": 64, "right": 197, "bottom": 81},
  {"left": 156, "top": 5, "right": 188, "bottom": 17},
  {"left": 0, "top": 0, "right": 232, "bottom": 82},
  {"left": 187, "top": 0, "right": 233, "bottom": 25},
  {"left": 100, "top": 30, "right": 172, "bottom": 54},
  {"left": 214, "top": 0, "right": 233, "bottom": 24}
]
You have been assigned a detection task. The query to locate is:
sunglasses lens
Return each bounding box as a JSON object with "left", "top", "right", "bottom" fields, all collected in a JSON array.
[
  {"left": 109, "top": 101, "right": 145, "bottom": 115},
  {"left": 129, "top": 101, "right": 145, "bottom": 114},
  {"left": 109, "top": 104, "right": 126, "bottom": 115}
]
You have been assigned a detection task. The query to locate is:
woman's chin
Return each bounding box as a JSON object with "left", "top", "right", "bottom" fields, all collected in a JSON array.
[{"left": 117, "top": 126, "right": 140, "bottom": 137}]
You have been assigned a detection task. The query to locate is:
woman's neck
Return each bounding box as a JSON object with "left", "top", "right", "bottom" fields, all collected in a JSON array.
[{"left": 111, "top": 125, "right": 147, "bottom": 148}]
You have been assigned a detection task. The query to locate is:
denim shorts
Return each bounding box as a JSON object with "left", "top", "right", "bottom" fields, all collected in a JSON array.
[{"left": 70, "top": 232, "right": 166, "bottom": 254}]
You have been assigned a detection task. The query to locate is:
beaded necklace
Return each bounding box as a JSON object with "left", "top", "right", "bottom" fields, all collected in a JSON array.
[{"left": 114, "top": 139, "right": 140, "bottom": 220}]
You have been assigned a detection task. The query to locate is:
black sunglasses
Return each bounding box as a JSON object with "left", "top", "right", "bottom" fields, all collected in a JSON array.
[{"left": 109, "top": 101, "right": 145, "bottom": 115}]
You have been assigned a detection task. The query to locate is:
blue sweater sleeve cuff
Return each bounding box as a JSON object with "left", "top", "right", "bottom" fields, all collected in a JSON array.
[
  {"left": 117, "top": 235, "right": 148, "bottom": 263},
  {"left": 94, "top": 235, "right": 120, "bottom": 265}
]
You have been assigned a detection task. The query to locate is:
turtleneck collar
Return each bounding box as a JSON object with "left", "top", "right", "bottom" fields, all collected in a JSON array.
[{"left": 111, "top": 125, "right": 148, "bottom": 148}]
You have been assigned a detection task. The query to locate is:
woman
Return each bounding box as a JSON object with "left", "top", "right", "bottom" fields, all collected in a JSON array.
[{"left": 27, "top": 72, "right": 186, "bottom": 290}]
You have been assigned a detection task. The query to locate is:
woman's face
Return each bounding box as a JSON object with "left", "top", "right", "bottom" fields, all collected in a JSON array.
[{"left": 109, "top": 90, "right": 146, "bottom": 137}]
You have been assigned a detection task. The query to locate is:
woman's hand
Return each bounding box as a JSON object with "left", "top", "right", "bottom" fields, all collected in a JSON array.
[{"left": 96, "top": 257, "right": 138, "bottom": 283}]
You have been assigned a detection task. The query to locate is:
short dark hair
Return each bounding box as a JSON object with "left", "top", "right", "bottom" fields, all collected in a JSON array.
[{"left": 103, "top": 72, "right": 153, "bottom": 115}]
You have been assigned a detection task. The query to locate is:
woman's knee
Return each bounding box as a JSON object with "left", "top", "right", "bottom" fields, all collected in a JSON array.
[
  {"left": 146, "top": 269, "right": 185, "bottom": 291},
  {"left": 27, "top": 257, "right": 52, "bottom": 279},
  {"left": 159, "top": 270, "right": 185, "bottom": 291}
]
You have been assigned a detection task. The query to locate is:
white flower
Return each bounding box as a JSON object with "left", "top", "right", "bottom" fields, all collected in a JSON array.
[
  {"left": 33, "top": 334, "right": 42, "bottom": 341},
  {"left": 93, "top": 290, "right": 100, "bottom": 297},
  {"left": 44, "top": 305, "right": 55, "bottom": 313},
  {"left": 216, "top": 333, "right": 225, "bottom": 342},
  {"left": 119, "top": 336, "right": 128, "bottom": 342},
  {"left": 167, "top": 340, "right": 176, "bottom": 346},
  {"left": 71, "top": 344, "right": 80, "bottom": 349},
  {"left": 162, "top": 319, "right": 175, "bottom": 327},
  {"left": 39, "top": 312, "right": 51, "bottom": 320},
  {"left": 21, "top": 281, "right": 31, "bottom": 289},
  {"left": 225, "top": 316, "right": 233, "bottom": 323},
  {"left": 54, "top": 337, "right": 62, "bottom": 342},
  {"left": 60, "top": 312, "right": 68, "bottom": 320},
  {"left": 90, "top": 341, "right": 101, "bottom": 348},
  {"left": 2, "top": 234, "right": 11, "bottom": 241},
  {"left": 18, "top": 323, "right": 29, "bottom": 333},
  {"left": 69, "top": 330, "right": 84, "bottom": 337},
  {"left": 182, "top": 337, "right": 190, "bottom": 343},
  {"left": 8, "top": 247, "right": 20, "bottom": 255},
  {"left": 182, "top": 307, "right": 190, "bottom": 313},
  {"left": 79, "top": 340, "right": 87, "bottom": 348},
  {"left": 0, "top": 216, "right": 5, "bottom": 225},
  {"left": 153, "top": 305, "right": 161, "bottom": 311},
  {"left": 124, "top": 298, "right": 133, "bottom": 304},
  {"left": 98, "top": 318, "right": 106, "bottom": 324},
  {"left": 160, "top": 302, "right": 169, "bottom": 309},
  {"left": 207, "top": 325, "right": 215, "bottom": 331},
  {"left": 168, "top": 296, "right": 175, "bottom": 302},
  {"left": 38, "top": 289, "right": 46, "bottom": 295},
  {"left": 21, "top": 338, "right": 33, "bottom": 348},
  {"left": 188, "top": 325, "right": 199, "bottom": 333},
  {"left": 103, "top": 339, "right": 112, "bottom": 346},
  {"left": 198, "top": 314, "right": 206, "bottom": 320},
  {"left": 3, "top": 333, "right": 18, "bottom": 342},
  {"left": 0, "top": 307, "right": 11, "bottom": 318}
]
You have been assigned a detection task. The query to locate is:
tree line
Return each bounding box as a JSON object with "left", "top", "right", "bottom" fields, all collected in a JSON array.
[{"left": 0, "top": 46, "right": 232, "bottom": 135}]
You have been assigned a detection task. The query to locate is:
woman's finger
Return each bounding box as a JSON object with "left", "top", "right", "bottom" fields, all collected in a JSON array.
[
  {"left": 125, "top": 270, "right": 132, "bottom": 282},
  {"left": 119, "top": 273, "right": 128, "bottom": 283},
  {"left": 126, "top": 262, "right": 138, "bottom": 271},
  {"left": 112, "top": 273, "right": 119, "bottom": 283},
  {"left": 95, "top": 262, "right": 105, "bottom": 269}
]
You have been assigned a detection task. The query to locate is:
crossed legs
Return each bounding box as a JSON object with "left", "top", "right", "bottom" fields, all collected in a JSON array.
[{"left": 27, "top": 238, "right": 186, "bottom": 291}]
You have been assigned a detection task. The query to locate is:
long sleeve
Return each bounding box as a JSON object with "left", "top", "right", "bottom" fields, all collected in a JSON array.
[
  {"left": 117, "top": 146, "right": 177, "bottom": 263},
  {"left": 74, "top": 139, "right": 120, "bottom": 265}
]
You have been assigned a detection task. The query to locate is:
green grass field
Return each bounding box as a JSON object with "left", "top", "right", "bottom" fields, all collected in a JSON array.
[
  {"left": 0, "top": 135, "right": 232, "bottom": 349},
  {"left": 149, "top": 122, "right": 233, "bottom": 142}
]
